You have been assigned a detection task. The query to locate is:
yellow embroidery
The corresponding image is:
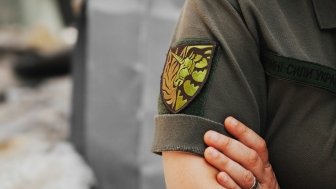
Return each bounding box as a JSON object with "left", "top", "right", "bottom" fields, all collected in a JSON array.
[
  {"left": 176, "top": 90, "right": 187, "bottom": 110},
  {"left": 192, "top": 70, "right": 207, "bottom": 82},
  {"left": 161, "top": 43, "right": 216, "bottom": 113},
  {"left": 183, "top": 80, "right": 199, "bottom": 96}
]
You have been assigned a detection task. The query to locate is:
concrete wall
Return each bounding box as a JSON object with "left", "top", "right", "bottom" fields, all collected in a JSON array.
[{"left": 82, "top": 0, "right": 184, "bottom": 188}]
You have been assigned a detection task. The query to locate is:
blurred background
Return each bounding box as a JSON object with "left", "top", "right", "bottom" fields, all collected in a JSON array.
[{"left": 0, "top": 0, "right": 183, "bottom": 188}]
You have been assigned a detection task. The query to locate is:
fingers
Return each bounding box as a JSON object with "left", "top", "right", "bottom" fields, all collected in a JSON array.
[
  {"left": 205, "top": 147, "right": 255, "bottom": 189},
  {"left": 204, "top": 117, "right": 280, "bottom": 189},
  {"left": 217, "top": 172, "right": 241, "bottom": 189},
  {"left": 224, "top": 117, "right": 269, "bottom": 166},
  {"left": 204, "top": 131, "right": 266, "bottom": 182}
]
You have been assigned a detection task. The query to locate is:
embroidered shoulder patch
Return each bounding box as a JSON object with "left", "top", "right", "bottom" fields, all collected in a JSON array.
[{"left": 160, "top": 41, "right": 217, "bottom": 113}]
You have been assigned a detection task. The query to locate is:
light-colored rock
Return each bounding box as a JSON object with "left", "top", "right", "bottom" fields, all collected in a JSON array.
[
  {"left": 0, "top": 76, "right": 95, "bottom": 189},
  {"left": 0, "top": 56, "right": 18, "bottom": 95},
  {"left": 0, "top": 135, "right": 95, "bottom": 189},
  {"left": 0, "top": 77, "right": 71, "bottom": 143}
]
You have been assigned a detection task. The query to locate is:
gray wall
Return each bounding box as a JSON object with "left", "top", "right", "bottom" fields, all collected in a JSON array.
[{"left": 81, "top": 0, "right": 184, "bottom": 188}]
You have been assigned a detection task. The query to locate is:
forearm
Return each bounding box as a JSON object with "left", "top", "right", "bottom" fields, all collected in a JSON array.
[{"left": 162, "top": 151, "right": 224, "bottom": 189}]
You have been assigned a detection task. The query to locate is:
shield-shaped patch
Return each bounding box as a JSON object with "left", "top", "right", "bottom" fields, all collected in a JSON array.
[{"left": 160, "top": 41, "right": 217, "bottom": 113}]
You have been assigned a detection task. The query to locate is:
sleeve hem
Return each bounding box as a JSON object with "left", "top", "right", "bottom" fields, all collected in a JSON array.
[
  {"left": 152, "top": 146, "right": 204, "bottom": 157},
  {"left": 151, "top": 114, "right": 229, "bottom": 156}
]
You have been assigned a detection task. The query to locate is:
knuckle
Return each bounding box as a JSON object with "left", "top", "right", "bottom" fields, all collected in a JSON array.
[
  {"left": 265, "top": 164, "right": 275, "bottom": 177},
  {"left": 247, "top": 150, "right": 259, "bottom": 166},
  {"left": 265, "top": 161, "right": 272, "bottom": 169},
  {"left": 220, "top": 136, "right": 232, "bottom": 149},
  {"left": 242, "top": 171, "right": 254, "bottom": 187},
  {"left": 264, "top": 176, "right": 277, "bottom": 189},
  {"left": 257, "top": 139, "right": 267, "bottom": 152},
  {"left": 218, "top": 154, "right": 230, "bottom": 167},
  {"left": 263, "top": 165, "right": 277, "bottom": 184},
  {"left": 237, "top": 123, "right": 248, "bottom": 134}
]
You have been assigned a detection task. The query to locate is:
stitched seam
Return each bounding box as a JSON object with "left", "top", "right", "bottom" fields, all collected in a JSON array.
[{"left": 152, "top": 146, "right": 204, "bottom": 156}]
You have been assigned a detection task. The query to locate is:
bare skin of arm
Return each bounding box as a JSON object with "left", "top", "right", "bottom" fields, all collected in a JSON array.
[
  {"left": 162, "top": 151, "right": 224, "bottom": 189},
  {"left": 162, "top": 117, "right": 280, "bottom": 189}
]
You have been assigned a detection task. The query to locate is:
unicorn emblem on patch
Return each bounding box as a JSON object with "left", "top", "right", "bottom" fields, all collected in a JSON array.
[{"left": 161, "top": 41, "right": 216, "bottom": 113}]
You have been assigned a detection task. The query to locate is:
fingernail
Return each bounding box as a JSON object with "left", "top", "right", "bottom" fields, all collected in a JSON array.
[
  {"left": 229, "top": 117, "right": 238, "bottom": 126},
  {"left": 208, "top": 147, "right": 219, "bottom": 158},
  {"left": 218, "top": 172, "right": 228, "bottom": 183},
  {"left": 208, "top": 131, "right": 219, "bottom": 142}
]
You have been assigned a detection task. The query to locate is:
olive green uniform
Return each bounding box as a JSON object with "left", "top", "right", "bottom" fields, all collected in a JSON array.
[{"left": 152, "top": 0, "right": 336, "bottom": 188}]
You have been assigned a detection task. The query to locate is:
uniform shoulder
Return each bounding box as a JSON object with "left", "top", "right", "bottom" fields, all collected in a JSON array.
[
  {"left": 221, "top": 0, "right": 241, "bottom": 13},
  {"left": 217, "top": 0, "right": 272, "bottom": 14}
]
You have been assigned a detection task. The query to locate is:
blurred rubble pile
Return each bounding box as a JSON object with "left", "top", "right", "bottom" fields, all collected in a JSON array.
[{"left": 0, "top": 0, "right": 95, "bottom": 189}]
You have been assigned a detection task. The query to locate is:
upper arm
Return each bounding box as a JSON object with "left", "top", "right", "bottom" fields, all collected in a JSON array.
[
  {"left": 152, "top": 0, "right": 266, "bottom": 187},
  {"left": 163, "top": 151, "right": 224, "bottom": 189},
  {"left": 153, "top": 0, "right": 266, "bottom": 156}
]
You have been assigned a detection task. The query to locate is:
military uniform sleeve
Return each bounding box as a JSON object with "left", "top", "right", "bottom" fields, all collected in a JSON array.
[{"left": 152, "top": 0, "right": 267, "bottom": 156}]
